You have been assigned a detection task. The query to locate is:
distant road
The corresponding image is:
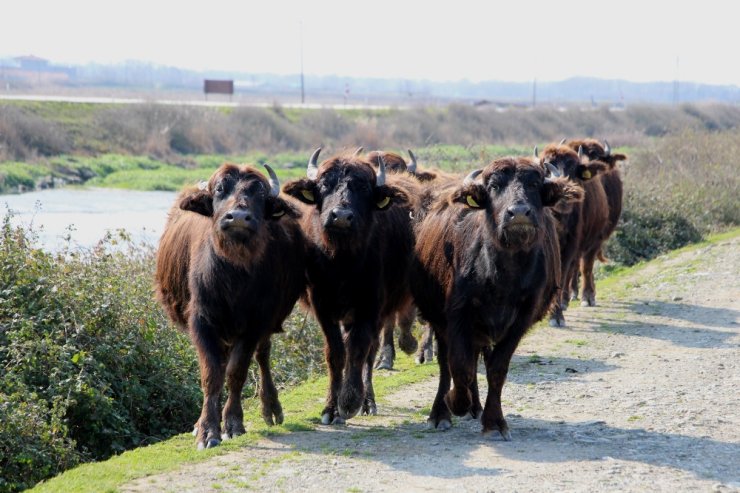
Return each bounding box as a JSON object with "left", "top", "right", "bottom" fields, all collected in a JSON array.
[{"left": 0, "top": 93, "right": 404, "bottom": 110}]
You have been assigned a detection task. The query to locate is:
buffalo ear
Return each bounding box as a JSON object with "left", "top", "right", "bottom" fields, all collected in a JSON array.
[
  {"left": 451, "top": 183, "right": 487, "bottom": 209},
  {"left": 374, "top": 184, "right": 408, "bottom": 210},
  {"left": 282, "top": 179, "right": 318, "bottom": 205},
  {"left": 576, "top": 161, "right": 607, "bottom": 181},
  {"left": 179, "top": 188, "right": 213, "bottom": 217},
  {"left": 265, "top": 196, "right": 301, "bottom": 220},
  {"left": 542, "top": 177, "right": 584, "bottom": 208}
]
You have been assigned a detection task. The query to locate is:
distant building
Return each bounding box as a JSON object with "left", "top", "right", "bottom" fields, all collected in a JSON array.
[{"left": 14, "top": 55, "right": 50, "bottom": 71}]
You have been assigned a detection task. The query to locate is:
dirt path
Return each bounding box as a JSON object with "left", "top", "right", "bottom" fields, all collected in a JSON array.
[{"left": 123, "top": 236, "right": 740, "bottom": 493}]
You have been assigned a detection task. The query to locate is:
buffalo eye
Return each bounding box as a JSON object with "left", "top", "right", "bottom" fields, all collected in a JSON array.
[
  {"left": 376, "top": 196, "right": 391, "bottom": 209},
  {"left": 301, "top": 190, "right": 315, "bottom": 203},
  {"left": 466, "top": 195, "right": 481, "bottom": 208}
]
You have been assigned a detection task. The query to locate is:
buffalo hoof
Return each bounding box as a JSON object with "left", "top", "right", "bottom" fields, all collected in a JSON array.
[
  {"left": 416, "top": 346, "right": 434, "bottom": 364},
  {"left": 482, "top": 418, "right": 512, "bottom": 441},
  {"left": 321, "top": 412, "right": 333, "bottom": 425},
  {"left": 262, "top": 403, "right": 284, "bottom": 426},
  {"left": 362, "top": 399, "right": 377, "bottom": 416},
  {"left": 548, "top": 316, "right": 566, "bottom": 328},
  {"left": 580, "top": 297, "right": 596, "bottom": 307},
  {"left": 482, "top": 428, "right": 512, "bottom": 441},
  {"left": 331, "top": 416, "right": 346, "bottom": 425},
  {"left": 196, "top": 437, "right": 221, "bottom": 450},
  {"left": 374, "top": 345, "right": 394, "bottom": 370},
  {"left": 398, "top": 331, "right": 418, "bottom": 355},
  {"left": 427, "top": 418, "right": 452, "bottom": 431}
]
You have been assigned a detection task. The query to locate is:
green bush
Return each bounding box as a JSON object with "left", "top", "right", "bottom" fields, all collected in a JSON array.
[
  {"left": 604, "top": 198, "right": 703, "bottom": 266},
  {"left": 0, "top": 392, "right": 80, "bottom": 493},
  {"left": 0, "top": 217, "right": 202, "bottom": 489},
  {"left": 0, "top": 214, "right": 327, "bottom": 490}
]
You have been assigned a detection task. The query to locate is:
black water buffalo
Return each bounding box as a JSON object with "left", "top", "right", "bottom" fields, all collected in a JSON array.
[
  {"left": 411, "top": 156, "right": 582, "bottom": 439},
  {"left": 283, "top": 149, "right": 420, "bottom": 423},
  {"left": 536, "top": 143, "right": 608, "bottom": 326},
  {"left": 155, "top": 163, "right": 307, "bottom": 449}
]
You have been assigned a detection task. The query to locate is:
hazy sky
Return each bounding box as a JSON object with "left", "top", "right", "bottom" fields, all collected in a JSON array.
[{"left": 3, "top": 0, "right": 738, "bottom": 86}]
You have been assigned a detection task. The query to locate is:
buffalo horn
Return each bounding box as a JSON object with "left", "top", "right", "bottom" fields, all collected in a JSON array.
[
  {"left": 559, "top": 138, "right": 567, "bottom": 145},
  {"left": 263, "top": 163, "right": 280, "bottom": 197},
  {"left": 353, "top": 146, "right": 364, "bottom": 156},
  {"left": 544, "top": 161, "right": 561, "bottom": 180},
  {"left": 463, "top": 169, "right": 482, "bottom": 186},
  {"left": 603, "top": 140, "right": 611, "bottom": 157},
  {"left": 407, "top": 149, "right": 418, "bottom": 173},
  {"left": 534, "top": 145, "right": 539, "bottom": 159},
  {"left": 307, "top": 147, "right": 321, "bottom": 179},
  {"left": 578, "top": 145, "right": 584, "bottom": 160},
  {"left": 376, "top": 154, "right": 387, "bottom": 186}
]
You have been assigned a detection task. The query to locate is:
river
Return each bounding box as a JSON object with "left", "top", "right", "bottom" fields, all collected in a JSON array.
[{"left": 0, "top": 188, "right": 176, "bottom": 251}]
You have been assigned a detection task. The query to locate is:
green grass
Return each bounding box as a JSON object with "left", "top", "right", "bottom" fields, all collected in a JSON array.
[{"left": 30, "top": 353, "right": 437, "bottom": 493}]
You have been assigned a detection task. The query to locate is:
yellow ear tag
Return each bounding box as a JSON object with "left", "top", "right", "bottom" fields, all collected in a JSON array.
[
  {"left": 301, "top": 190, "right": 315, "bottom": 202},
  {"left": 466, "top": 195, "right": 480, "bottom": 208},
  {"left": 581, "top": 170, "right": 592, "bottom": 180},
  {"left": 376, "top": 196, "right": 391, "bottom": 209}
]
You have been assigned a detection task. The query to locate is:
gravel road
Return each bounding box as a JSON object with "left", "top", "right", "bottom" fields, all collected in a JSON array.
[{"left": 123, "top": 236, "right": 740, "bottom": 492}]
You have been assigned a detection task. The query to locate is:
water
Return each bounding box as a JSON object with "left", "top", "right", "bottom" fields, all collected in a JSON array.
[{"left": 0, "top": 188, "right": 177, "bottom": 251}]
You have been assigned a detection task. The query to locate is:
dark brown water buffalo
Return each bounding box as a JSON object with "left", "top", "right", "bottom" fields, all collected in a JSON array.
[
  {"left": 364, "top": 149, "right": 463, "bottom": 369},
  {"left": 536, "top": 143, "right": 608, "bottom": 325},
  {"left": 155, "top": 163, "right": 307, "bottom": 450},
  {"left": 557, "top": 139, "right": 626, "bottom": 306},
  {"left": 283, "top": 148, "right": 420, "bottom": 423},
  {"left": 411, "top": 156, "right": 582, "bottom": 439}
]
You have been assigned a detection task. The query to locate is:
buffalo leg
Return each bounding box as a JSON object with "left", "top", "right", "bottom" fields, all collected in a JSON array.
[
  {"left": 318, "top": 317, "right": 345, "bottom": 425},
  {"left": 580, "top": 248, "right": 599, "bottom": 306},
  {"left": 192, "top": 316, "right": 228, "bottom": 449},
  {"left": 222, "top": 338, "right": 258, "bottom": 440},
  {"left": 415, "top": 324, "right": 434, "bottom": 364},
  {"left": 338, "top": 321, "right": 374, "bottom": 420},
  {"left": 374, "top": 316, "right": 396, "bottom": 370},
  {"left": 362, "top": 335, "right": 379, "bottom": 416},
  {"left": 444, "top": 312, "right": 476, "bottom": 418},
  {"left": 428, "top": 332, "right": 452, "bottom": 430},
  {"left": 397, "top": 303, "right": 418, "bottom": 355},
  {"left": 481, "top": 333, "right": 522, "bottom": 441},
  {"left": 255, "top": 338, "right": 283, "bottom": 426}
]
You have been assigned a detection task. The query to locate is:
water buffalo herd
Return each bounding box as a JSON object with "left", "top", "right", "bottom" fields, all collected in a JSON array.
[{"left": 154, "top": 139, "right": 625, "bottom": 449}]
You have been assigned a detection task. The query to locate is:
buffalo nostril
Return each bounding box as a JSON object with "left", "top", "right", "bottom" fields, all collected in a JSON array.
[
  {"left": 225, "top": 213, "right": 234, "bottom": 221},
  {"left": 507, "top": 204, "right": 531, "bottom": 219}
]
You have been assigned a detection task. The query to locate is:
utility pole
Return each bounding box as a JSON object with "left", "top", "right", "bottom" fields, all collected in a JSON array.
[
  {"left": 299, "top": 20, "right": 305, "bottom": 104},
  {"left": 673, "top": 56, "right": 679, "bottom": 105}
]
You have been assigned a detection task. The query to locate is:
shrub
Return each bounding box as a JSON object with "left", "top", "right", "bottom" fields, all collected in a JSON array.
[
  {"left": 604, "top": 195, "right": 703, "bottom": 266},
  {"left": 0, "top": 213, "right": 327, "bottom": 489},
  {"left": 0, "top": 218, "right": 201, "bottom": 488}
]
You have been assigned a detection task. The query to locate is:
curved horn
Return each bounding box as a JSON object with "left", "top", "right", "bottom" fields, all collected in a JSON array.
[
  {"left": 534, "top": 145, "right": 539, "bottom": 159},
  {"left": 407, "top": 149, "right": 418, "bottom": 173},
  {"left": 463, "top": 169, "right": 482, "bottom": 186},
  {"left": 263, "top": 163, "right": 280, "bottom": 197},
  {"left": 376, "top": 154, "right": 387, "bottom": 186},
  {"left": 544, "top": 161, "right": 562, "bottom": 179},
  {"left": 603, "top": 140, "right": 611, "bottom": 157},
  {"left": 353, "top": 146, "right": 364, "bottom": 156},
  {"left": 578, "top": 145, "right": 584, "bottom": 160},
  {"left": 307, "top": 147, "right": 321, "bottom": 179},
  {"left": 559, "top": 138, "right": 567, "bottom": 146}
]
